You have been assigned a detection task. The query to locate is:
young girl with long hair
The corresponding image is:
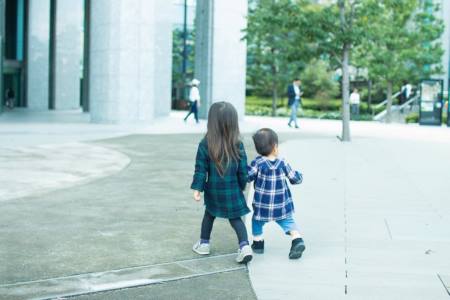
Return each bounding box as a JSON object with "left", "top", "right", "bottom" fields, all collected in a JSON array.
[{"left": 190, "top": 101, "right": 252, "bottom": 263}]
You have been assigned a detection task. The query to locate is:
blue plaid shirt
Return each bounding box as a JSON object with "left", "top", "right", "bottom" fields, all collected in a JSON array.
[{"left": 248, "top": 156, "right": 303, "bottom": 221}]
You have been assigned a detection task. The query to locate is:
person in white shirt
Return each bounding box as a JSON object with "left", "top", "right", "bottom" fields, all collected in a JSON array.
[
  {"left": 184, "top": 79, "right": 201, "bottom": 123},
  {"left": 350, "top": 88, "right": 360, "bottom": 118}
]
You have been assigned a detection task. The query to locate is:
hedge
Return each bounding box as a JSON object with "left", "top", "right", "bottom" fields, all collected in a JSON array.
[
  {"left": 245, "top": 96, "right": 384, "bottom": 120},
  {"left": 404, "top": 112, "right": 448, "bottom": 125}
]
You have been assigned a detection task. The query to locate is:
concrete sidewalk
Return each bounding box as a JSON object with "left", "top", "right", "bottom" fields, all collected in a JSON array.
[
  {"left": 249, "top": 132, "right": 450, "bottom": 299},
  {"left": 0, "top": 134, "right": 258, "bottom": 299},
  {"left": 1, "top": 110, "right": 450, "bottom": 299}
]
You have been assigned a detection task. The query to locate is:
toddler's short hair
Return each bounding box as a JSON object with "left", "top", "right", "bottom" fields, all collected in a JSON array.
[{"left": 252, "top": 128, "right": 278, "bottom": 156}]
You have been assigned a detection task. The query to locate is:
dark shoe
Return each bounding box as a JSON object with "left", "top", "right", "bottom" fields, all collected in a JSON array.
[
  {"left": 251, "top": 240, "right": 264, "bottom": 254},
  {"left": 289, "top": 238, "right": 305, "bottom": 259},
  {"left": 295, "top": 124, "right": 299, "bottom": 129},
  {"left": 288, "top": 122, "right": 292, "bottom": 128}
]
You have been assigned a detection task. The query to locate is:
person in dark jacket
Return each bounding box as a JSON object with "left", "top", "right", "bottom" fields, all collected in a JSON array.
[
  {"left": 287, "top": 78, "right": 302, "bottom": 128},
  {"left": 191, "top": 101, "right": 253, "bottom": 264}
]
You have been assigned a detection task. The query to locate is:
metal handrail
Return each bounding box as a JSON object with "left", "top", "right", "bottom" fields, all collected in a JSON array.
[
  {"left": 396, "top": 94, "right": 419, "bottom": 111},
  {"left": 373, "top": 94, "right": 419, "bottom": 121},
  {"left": 373, "top": 91, "right": 402, "bottom": 109}
]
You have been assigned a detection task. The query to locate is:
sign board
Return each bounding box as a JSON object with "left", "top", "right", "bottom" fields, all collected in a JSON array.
[
  {"left": 419, "top": 79, "right": 443, "bottom": 126},
  {"left": 447, "top": 80, "right": 450, "bottom": 127},
  {"left": 0, "top": 35, "right": 3, "bottom": 113}
]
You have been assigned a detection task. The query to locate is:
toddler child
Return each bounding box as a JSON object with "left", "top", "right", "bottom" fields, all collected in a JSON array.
[{"left": 248, "top": 128, "right": 305, "bottom": 259}]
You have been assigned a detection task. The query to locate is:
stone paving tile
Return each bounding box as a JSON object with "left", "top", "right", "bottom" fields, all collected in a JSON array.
[{"left": 0, "top": 254, "right": 244, "bottom": 300}]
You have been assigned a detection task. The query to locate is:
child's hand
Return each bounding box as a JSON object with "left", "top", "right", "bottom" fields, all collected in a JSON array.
[{"left": 193, "top": 190, "right": 201, "bottom": 202}]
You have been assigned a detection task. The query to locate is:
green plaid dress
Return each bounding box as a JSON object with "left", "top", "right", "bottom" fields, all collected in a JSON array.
[{"left": 191, "top": 139, "right": 250, "bottom": 219}]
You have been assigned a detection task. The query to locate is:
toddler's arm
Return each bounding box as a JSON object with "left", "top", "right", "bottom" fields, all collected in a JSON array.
[
  {"left": 283, "top": 160, "right": 303, "bottom": 185},
  {"left": 247, "top": 159, "right": 258, "bottom": 183}
]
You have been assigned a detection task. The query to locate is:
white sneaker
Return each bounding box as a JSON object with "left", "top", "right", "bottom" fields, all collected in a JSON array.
[
  {"left": 236, "top": 245, "right": 253, "bottom": 264},
  {"left": 192, "top": 241, "right": 210, "bottom": 255}
]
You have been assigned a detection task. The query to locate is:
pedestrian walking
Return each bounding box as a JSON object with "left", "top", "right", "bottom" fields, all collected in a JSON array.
[
  {"left": 184, "top": 79, "right": 201, "bottom": 123},
  {"left": 400, "top": 82, "right": 413, "bottom": 102},
  {"left": 287, "top": 78, "right": 302, "bottom": 128},
  {"left": 191, "top": 102, "right": 253, "bottom": 264},
  {"left": 248, "top": 128, "right": 305, "bottom": 259},
  {"left": 5, "top": 88, "right": 15, "bottom": 109}
]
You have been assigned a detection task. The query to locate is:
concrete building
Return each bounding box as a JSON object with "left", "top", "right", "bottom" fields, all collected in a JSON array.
[
  {"left": 0, "top": 0, "right": 248, "bottom": 122},
  {"left": 434, "top": 0, "right": 450, "bottom": 91}
]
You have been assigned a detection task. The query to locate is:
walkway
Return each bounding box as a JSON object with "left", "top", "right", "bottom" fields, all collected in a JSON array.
[
  {"left": 1, "top": 110, "right": 450, "bottom": 299},
  {"left": 249, "top": 134, "right": 450, "bottom": 299}
]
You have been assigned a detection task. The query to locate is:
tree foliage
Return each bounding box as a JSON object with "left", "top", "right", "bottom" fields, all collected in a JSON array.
[
  {"left": 172, "top": 28, "right": 195, "bottom": 101},
  {"left": 245, "top": 0, "right": 445, "bottom": 136},
  {"left": 301, "top": 59, "right": 339, "bottom": 99},
  {"left": 245, "top": 0, "right": 317, "bottom": 116},
  {"left": 356, "top": 0, "right": 444, "bottom": 122}
]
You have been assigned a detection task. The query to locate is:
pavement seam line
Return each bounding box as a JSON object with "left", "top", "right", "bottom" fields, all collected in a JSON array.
[
  {"left": 0, "top": 253, "right": 237, "bottom": 288},
  {"left": 36, "top": 267, "right": 247, "bottom": 300},
  {"left": 384, "top": 218, "right": 393, "bottom": 240},
  {"left": 437, "top": 274, "right": 450, "bottom": 296}
]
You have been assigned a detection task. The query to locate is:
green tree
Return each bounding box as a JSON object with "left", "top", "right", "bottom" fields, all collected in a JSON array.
[
  {"left": 172, "top": 28, "right": 196, "bottom": 101},
  {"left": 359, "top": 0, "right": 444, "bottom": 123},
  {"left": 316, "top": 0, "right": 369, "bottom": 142},
  {"left": 245, "top": 0, "right": 315, "bottom": 116}
]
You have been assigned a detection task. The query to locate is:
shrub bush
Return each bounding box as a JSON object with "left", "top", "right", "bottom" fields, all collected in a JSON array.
[
  {"left": 301, "top": 59, "right": 339, "bottom": 99},
  {"left": 405, "top": 112, "right": 419, "bottom": 123},
  {"left": 246, "top": 96, "right": 383, "bottom": 115}
]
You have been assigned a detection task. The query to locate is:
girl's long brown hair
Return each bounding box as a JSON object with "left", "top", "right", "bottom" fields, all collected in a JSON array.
[{"left": 206, "top": 102, "right": 241, "bottom": 176}]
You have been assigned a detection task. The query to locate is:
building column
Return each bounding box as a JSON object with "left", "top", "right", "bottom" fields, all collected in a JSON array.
[
  {"left": 53, "top": 0, "right": 83, "bottom": 110},
  {"left": 89, "top": 0, "right": 172, "bottom": 123},
  {"left": 26, "top": 0, "right": 50, "bottom": 110},
  {"left": 0, "top": 0, "right": 4, "bottom": 113},
  {"left": 195, "top": 0, "right": 248, "bottom": 119}
]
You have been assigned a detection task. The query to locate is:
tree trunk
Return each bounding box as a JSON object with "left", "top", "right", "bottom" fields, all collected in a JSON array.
[
  {"left": 271, "top": 86, "right": 277, "bottom": 117},
  {"left": 270, "top": 59, "right": 278, "bottom": 117},
  {"left": 338, "top": 0, "right": 351, "bottom": 142},
  {"left": 368, "top": 79, "right": 372, "bottom": 113},
  {"left": 341, "top": 44, "right": 351, "bottom": 142},
  {"left": 386, "top": 81, "right": 393, "bottom": 123}
]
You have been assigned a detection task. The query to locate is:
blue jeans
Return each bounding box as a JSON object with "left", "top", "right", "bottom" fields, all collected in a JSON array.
[
  {"left": 184, "top": 101, "right": 198, "bottom": 123},
  {"left": 288, "top": 100, "right": 300, "bottom": 126},
  {"left": 351, "top": 104, "right": 359, "bottom": 117},
  {"left": 252, "top": 216, "right": 299, "bottom": 236}
]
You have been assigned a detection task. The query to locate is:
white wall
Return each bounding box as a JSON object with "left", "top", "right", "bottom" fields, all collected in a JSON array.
[
  {"left": 54, "top": 0, "right": 83, "bottom": 110},
  {"left": 154, "top": 0, "right": 173, "bottom": 117},
  {"left": 195, "top": 0, "right": 248, "bottom": 119},
  {"left": 27, "top": 0, "right": 50, "bottom": 110},
  {"left": 211, "top": 1, "right": 247, "bottom": 119},
  {"left": 89, "top": 0, "right": 173, "bottom": 123}
]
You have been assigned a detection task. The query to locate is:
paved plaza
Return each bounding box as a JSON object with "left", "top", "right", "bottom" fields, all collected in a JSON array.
[{"left": 1, "top": 110, "right": 450, "bottom": 299}]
